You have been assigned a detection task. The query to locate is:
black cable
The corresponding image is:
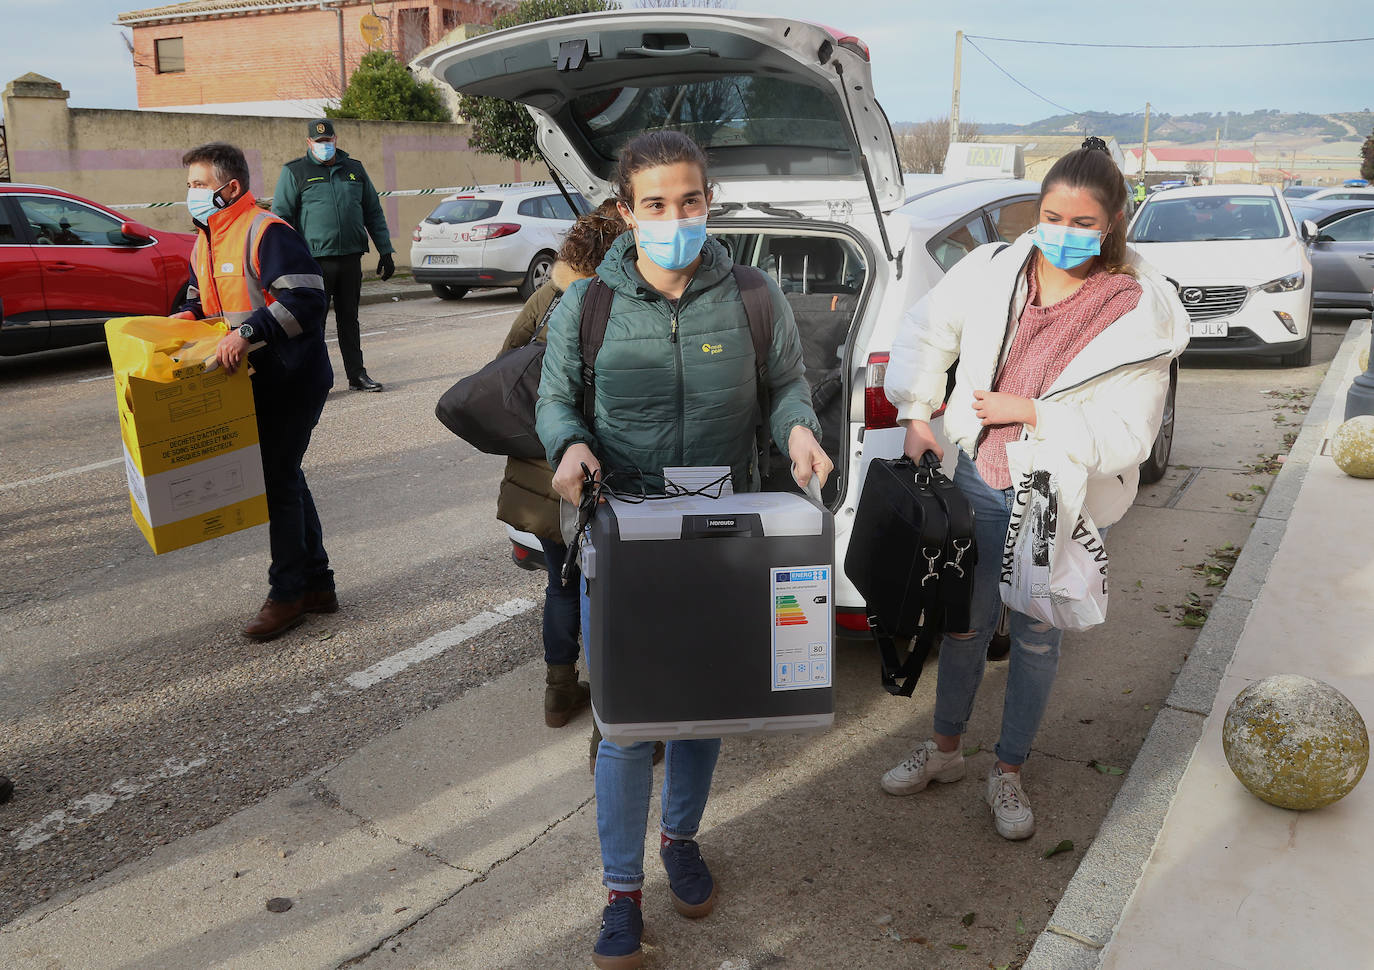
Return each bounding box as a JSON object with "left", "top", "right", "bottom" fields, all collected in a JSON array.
[
  {"left": 966, "top": 33, "right": 1374, "bottom": 50},
  {"left": 963, "top": 37, "right": 1084, "bottom": 119}
]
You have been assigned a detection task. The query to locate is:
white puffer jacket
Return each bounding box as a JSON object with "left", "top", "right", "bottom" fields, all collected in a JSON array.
[{"left": 886, "top": 232, "right": 1190, "bottom": 528}]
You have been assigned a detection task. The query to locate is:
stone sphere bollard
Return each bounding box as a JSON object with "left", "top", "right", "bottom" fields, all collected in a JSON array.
[
  {"left": 1222, "top": 674, "right": 1368, "bottom": 810},
  {"left": 1332, "top": 416, "right": 1374, "bottom": 478}
]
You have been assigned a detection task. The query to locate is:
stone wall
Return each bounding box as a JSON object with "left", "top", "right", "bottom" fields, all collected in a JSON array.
[{"left": 2, "top": 73, "right": 542, "bottom": 268}]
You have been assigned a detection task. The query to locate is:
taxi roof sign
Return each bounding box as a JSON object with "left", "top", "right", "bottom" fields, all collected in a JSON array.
[{"left": 942, "top": 142, "right": 1025, "bottom": 180}]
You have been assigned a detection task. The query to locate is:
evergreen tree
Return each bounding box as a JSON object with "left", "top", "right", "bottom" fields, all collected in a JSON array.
[
  {"left": 456, "top": 0, "right": 617, "bottom": 162},
  {"left": 330, "top": 51, "right": 450, "bottom": 123}
]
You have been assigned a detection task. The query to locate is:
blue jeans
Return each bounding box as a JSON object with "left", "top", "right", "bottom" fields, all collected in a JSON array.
[
  {"left": 581, "top": 579, "right": 721, "bottom": 891},
  {"left": 932, "top": 452, "right": 1105, "bottom": 767},
  {"left": 538, "top": 539, "right": 582, "bottom": 667},
  {"left": 253, "top": 377, "right": 332, "bottom": 603}
]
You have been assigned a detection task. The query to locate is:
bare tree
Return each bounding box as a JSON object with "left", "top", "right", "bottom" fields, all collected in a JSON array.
[
  {"left": 1184, "top": 159, "right": 1210, "bottom": 180},
  {"left": 897, "top": 117, "right": 980, "bottom": 174},
  {"left": 634, "top": 0, "right": 736, "bottom": 6}
]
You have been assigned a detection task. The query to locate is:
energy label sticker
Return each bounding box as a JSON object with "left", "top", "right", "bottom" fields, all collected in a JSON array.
[{"left": 771, "top": 565, "right": 833, "bottom": 691}]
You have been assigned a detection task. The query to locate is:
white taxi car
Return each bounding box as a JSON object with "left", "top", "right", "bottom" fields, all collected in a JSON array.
[
  {"left": 410, "top": 184, "right": 589, "bottom": 301},
  {"left": 1127, "top": 185, "right": 1313, "bottom": 365}
]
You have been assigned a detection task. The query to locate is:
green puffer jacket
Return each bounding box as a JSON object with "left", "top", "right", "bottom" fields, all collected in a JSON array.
[{"left": 536, "top": 234, "right": 820, "bottom": 491}]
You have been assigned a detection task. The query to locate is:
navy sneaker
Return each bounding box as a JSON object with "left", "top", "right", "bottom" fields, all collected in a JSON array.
[
  {"left": 660, "top": 838, "right": 718, "bottom": 918},
  {"left": 592, "top": 897, "right": 644, "bottom": 970}
]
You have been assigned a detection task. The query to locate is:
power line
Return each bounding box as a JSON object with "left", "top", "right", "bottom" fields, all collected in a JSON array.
[
  {"left": 963, "top": 37, "right": 1083, "bottom": 121},
  {"left": 966, "top": 33, "right": 1374, "bottom": 50}
]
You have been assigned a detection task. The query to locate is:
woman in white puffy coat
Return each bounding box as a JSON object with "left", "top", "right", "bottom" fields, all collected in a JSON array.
[{"left": 879, "top": 138, "right": 1189, "bottom": 841}]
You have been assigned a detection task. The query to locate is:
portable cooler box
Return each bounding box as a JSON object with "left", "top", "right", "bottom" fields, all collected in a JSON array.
[{"left": 580, "top": 491, "right": 835, "bottom": 745}]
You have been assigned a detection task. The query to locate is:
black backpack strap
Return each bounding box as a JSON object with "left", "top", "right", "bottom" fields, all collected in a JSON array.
[
  {"left": 732, "top": 264, "right": 775, "bottom": 479},
  {"left": 871, "top": 618, "right": 942, "bottom": 698},
  {"left": 578, "top": 277, "right": 615, "bottom": 425}
]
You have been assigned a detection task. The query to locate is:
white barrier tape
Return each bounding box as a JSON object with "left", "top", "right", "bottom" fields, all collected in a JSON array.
[{"left": 111, "top": 180, "right": 556, "bottom": 210}]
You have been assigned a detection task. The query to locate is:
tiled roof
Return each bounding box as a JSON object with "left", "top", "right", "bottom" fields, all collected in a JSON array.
[
  {"left": 1127, "top": 148, "right": 1257, "bottom": 163},
  {"left": 117, "top": 1, "right": 359, "bottom": 25}
]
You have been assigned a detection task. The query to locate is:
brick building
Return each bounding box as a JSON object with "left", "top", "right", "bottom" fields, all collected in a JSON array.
[{"left": 116, "top": 0, "right": 514, "bottom": 117}]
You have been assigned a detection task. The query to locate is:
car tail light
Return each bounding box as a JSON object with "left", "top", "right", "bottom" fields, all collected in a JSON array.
[
  {"left": 821, "top": 26, "right": 870, "bottom": 61},
  {"left": 466, "top": 222, "right": 520, "bottom": 241},
  {"left": 836, "top": 611, "right": 870, "bottom": 632},
  {"left": 511, "top": 542, "right": 532, "bottom": 562},
  {"left": 864, "top": 352, "right": 899, "bottom": 429},
  {"left": 412, "top": 224, "right": 422, "bottom": 242}
]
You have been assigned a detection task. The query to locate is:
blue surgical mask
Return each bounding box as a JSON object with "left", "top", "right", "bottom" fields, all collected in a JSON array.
[
  {"left": 309, "top": 140, "right": 336, "bottom": 163},
  {"left": 186, "top": 184, "right": 230, "bottom": 224},
  {"left": 1031, "top": 223, "right": 1102, "bottom": 270},
  {"left": 633, "top": 214, "right": 708, "bottom": 271}
]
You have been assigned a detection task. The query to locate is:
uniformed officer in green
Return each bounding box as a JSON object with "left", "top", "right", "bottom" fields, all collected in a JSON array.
[
  {"left": 1134, "top": 179, "right": 1147, "bottom": 204},
  {"left": 273, "top": 119, "right": 395, "bottom": 392}
]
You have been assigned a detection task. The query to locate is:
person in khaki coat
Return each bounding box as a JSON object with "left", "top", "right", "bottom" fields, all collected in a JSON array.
[{"left": 496, "top": 201, "right": 625, "bottom": 732}]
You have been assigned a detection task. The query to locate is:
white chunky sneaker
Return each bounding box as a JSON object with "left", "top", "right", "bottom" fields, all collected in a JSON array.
[
  {"left": 985, "top": 766, "right": 1035, "bottom": 840},
  {"left": 881, "top": 740, "right": 966, "bottom": 796}
]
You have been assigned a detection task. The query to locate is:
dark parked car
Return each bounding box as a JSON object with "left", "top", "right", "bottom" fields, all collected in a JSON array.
[{"left": 0, "top": 183, "right": 195, "bottom": 356}]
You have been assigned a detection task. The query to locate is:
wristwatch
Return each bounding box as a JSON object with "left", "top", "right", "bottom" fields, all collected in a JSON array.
[{"left": 237, "top": 323, "right": 255, "bottom": 342}]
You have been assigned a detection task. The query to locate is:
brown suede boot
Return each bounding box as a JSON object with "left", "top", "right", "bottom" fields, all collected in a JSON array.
[
  {"left": 242, "top": 598, "right": 307, "bottom": 641},
  {"left": 545, "top": 663, "right": 591, "bottom": 728}
]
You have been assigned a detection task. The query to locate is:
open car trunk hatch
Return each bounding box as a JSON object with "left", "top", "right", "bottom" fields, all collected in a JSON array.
[{"left": 416, "top": 10, "right": 903, "bottom": 214}]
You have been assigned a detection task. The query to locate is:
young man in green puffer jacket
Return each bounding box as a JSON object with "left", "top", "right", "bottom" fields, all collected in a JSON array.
[{"left": 536, "top": 130, "right": 831, "bottom": 970}]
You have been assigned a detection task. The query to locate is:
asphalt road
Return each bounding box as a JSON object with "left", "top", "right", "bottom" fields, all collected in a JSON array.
[{"left": 0, "top": 297, "right": 1355, "bottom": 951}]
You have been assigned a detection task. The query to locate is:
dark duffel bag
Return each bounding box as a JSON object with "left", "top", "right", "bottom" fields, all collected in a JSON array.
[
  {"left": 845, "top": 452, "right": 976, "bottom": 696},
  {"left": 434, "top": 339, "right": 547, "bottom": 459}
]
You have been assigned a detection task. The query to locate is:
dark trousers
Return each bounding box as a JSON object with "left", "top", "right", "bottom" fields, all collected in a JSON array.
[
  {"left": 317, "top": 254, "right": 365, "bottom": 382},
  {"left": 254, "top": 377, "right": 332, "bottom": 602},
  {"left": 538, "top": 538, "right": 582, "bottom": 666}
]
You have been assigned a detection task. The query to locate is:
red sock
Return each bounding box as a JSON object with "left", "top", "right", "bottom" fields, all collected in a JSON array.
[{"left": 608, "top": 889, "right": 642, "bottom": 907}]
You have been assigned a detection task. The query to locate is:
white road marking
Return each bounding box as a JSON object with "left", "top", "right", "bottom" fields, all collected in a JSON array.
[
  {"left": 14, "top": 757, "right": 208, "bottom": 851},
  {"left": 344, "top": 597, "right": 537, "bottom": 689},
  {"left": 76, "top": 373, "right": 114, "bottom": 384},
  {"left": 12, "top": 599, "right": 537, "bottom": 850},
  {"left": 465, "top": 308, "right": 520, "bottom": 320},
  {"left": 0, "top": 456, "right": 123, "bottom": 492}
]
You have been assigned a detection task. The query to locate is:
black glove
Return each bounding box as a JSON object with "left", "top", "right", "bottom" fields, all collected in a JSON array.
[{"left": 377, "top": 252, "right": 395, "bottom": 281}]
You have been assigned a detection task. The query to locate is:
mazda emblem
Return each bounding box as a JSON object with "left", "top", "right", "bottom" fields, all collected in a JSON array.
[{"left": 1181, "top": 287, "right": 1204, "bottom": 305}]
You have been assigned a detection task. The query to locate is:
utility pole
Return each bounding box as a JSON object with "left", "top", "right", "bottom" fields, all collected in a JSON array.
[
  {"left": 949, "top": 30, "right": 963, "bottom": 146},
  {"left": 1212, "top": 127, "right": 1221, "bottom": 184},
  {"left": 1140, "top": 101, "right": 1151, "bottom": 184}
]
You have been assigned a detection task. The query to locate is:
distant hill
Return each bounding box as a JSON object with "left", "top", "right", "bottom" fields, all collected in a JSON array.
[{"left": 966, "top": 109, "right": 1374, "bottom": 144}]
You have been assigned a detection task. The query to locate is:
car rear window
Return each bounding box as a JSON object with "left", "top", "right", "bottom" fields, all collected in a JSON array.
[
  {"left": 1129, "top": 196, "right": 1287, "bottom": 243},
  {"left": 426, "top": 199, "right": 502, "bottom": 224},
  {"left": 569, "top": 75, "right": 850, "bottom": 161}
]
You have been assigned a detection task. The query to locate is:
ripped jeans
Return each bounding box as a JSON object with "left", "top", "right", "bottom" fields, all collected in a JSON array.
[{"left": 931, "top": 451, "right": 1107, "bottom": 767}]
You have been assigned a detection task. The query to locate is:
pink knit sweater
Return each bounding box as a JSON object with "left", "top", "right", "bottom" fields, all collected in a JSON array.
[{"left": 976, "top": 265, "right": 1143, "bottom": 489}]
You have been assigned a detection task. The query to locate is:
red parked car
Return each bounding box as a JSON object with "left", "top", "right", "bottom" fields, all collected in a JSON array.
[{"left": 0, "top": 183, "right": 195, "bottom": 356}]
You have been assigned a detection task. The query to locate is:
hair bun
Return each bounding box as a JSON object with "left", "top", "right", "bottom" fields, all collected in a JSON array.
[{"left": 1081, "top": 136, "right": 1109, "bottom": 154}]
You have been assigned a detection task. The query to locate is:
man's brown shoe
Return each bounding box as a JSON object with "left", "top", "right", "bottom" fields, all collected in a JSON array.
[
  {"left": 242, "top": 598, "right": 307, "bottom": 640},
  {"left": 303, "top": 590, "right": 339, "bottom": 614}
]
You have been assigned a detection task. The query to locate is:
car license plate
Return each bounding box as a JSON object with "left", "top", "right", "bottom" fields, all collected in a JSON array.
[
  {"left": 427, "top": 255, "right": 461, "bottom": 265},
  {"left": 1189, "top": 319, "right": 1228, "bottom": 338}
]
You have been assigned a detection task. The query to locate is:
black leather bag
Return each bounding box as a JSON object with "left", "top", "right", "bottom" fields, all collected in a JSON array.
[{"left": 845, "top": 453, "right": 976, "bottom": 696}]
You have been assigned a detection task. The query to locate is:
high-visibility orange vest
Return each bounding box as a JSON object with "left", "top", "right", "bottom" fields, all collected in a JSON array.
[{"left": 190, "top": 192, "right": 300, "bottom": 335}]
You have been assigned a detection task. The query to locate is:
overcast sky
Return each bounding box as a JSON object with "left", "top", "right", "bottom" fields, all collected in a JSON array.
[{"left": 3, "top": 0, "right": 1371, "bottom": 126}]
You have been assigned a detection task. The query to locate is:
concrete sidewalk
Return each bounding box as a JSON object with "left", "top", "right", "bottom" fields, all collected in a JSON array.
[
  {"left": 1026, "top": 318, "right": 1374, "bottom": 969},
  {"left": 358, "top": 276, "right": 437, "bottom": 307}
]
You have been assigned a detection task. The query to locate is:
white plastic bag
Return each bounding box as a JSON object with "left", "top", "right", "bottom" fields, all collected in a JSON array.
[{"left": 1000, "top": 440, "right": 1109, "bottom": 632}]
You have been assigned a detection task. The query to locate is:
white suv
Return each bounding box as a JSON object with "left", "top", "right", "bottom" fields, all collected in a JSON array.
[
  {"left": 417, "top": 10, "right": 1175, "bottom": 629},
  {"left": 410, "top": 184, "right": 589, "bottom": 301}
]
